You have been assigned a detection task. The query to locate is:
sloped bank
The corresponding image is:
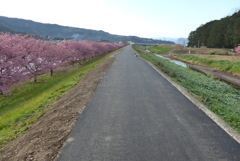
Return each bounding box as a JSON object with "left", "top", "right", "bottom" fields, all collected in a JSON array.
[
  {"left": 0, "top": 51, "right": 118, "bottom": 161},
  {"left": 147, "top": 45, "right": 240, "bottom": 88},
  {"left": 168, "top": 48, "right": 235, "bottom": 55},
  {"left": 133, "top": 45, "right": 240, "bottom": 136},
  {"left": 167, "top": 55, "right": 240, "bottom": 88}
]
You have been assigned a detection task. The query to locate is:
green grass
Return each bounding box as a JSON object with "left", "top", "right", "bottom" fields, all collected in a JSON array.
[
  {"left": 133, "top": 45, "right": 240, "bottom": 133},
  {"left": 147, "top": 45, "right": 178, "bottom": 54},
  {"left": 0, "top": 50, "right": 119, "bottom": 148},
  {"left": 173, "top": 54, "right": 240, "bottom": 74}
]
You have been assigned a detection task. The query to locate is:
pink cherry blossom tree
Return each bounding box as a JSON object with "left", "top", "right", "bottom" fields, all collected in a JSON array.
[
  {"left": 0, "top": 33, "right": 124, "bottom": 94},
  {"left": 0, "top": 34, "right": 28, "bottom": 93},
  {"left": 235, "top": 45, "right": 240, "bottom": 54}
]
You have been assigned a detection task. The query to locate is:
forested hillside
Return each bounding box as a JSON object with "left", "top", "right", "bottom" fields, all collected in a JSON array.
[{"left": 188, "top": 11, "right": 240, "bottom": 48}]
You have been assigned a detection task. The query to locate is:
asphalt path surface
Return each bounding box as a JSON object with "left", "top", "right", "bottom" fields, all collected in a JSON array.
[{"left": 57, "top": 46, "right": 240, "bottom": 161}]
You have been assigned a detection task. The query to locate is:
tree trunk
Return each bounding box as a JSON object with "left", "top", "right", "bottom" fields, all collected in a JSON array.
[
  {"left": 34, "top": 76, "right": 37, "bottom": 82},
  {"left": 50, "top": 69, "right": 53, "bottom": 76}
]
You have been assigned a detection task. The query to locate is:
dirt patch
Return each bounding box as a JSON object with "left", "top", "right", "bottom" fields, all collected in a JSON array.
[
  {"left": 192, "top": 54, "right": 240, "bottom": 62},
  {"left": 0, "top": 56, "right": 115, "bottom": 161},
  {"left": 168, "top": 48, "right": 235, "bottom": 55},
  {"left": 190, "top": 64, "right": 240, "bottom": 88}
]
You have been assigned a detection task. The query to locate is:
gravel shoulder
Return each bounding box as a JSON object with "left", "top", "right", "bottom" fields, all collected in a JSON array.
[{"left": 0, "top": 55, "right": 115, "bottom": 161}]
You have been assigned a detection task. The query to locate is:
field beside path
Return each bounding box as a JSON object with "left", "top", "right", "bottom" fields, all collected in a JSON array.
[
  {"left": 147, "top": 45, "right": 240, "bottom": 82},
  {"left": 0, "top": 49, "right": 120, "bottom": 161},
  {"left": 147, "top": 45, "right": 235, "bottom": 55},
  {"left": 134, "top": 45, "right": 240, "bottom": 134},
  {"left": 172, "top": 54, "right": 240, "bottom": 77}
]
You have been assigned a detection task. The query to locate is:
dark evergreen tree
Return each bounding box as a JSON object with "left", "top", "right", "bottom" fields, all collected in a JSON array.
[{"left": 188, "top": 11, "right": 240, "bottom": 48}]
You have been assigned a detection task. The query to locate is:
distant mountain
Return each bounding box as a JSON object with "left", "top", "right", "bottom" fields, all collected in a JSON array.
[
  {"left": 0, "top": 23, "right": 16, "bottom": 33},
  {"left": 153, "top": 37, "right": 188, "bottom": 45},
  {"left": 0, "top": 16, "right": 174, "bottom": 45},
  {"left": 176, "top": 38, "right": 188, "bottom": 45}
]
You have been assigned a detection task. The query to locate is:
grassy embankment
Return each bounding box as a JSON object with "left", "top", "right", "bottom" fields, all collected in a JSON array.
[
  {"left": 172, "top": 54, "right": 240, "bottom": 77},
  {"left": 147, "top": 46, "right": 240, "bottom": 76},
  {"left": 133, "top": 45, "right": 240, "bottom": 133},
  {"left": 147, "top": 45, "right": 177, "bottom": 54},
  {"left": 0, "top": 50, "right": 119, "bottom": 148}
]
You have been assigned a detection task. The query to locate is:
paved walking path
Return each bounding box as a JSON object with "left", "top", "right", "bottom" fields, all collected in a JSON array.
[{"left": 57, "top": 46, "right": 240, "bottom": 161}]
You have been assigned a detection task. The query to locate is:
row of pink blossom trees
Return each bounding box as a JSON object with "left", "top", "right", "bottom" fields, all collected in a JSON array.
[
  {"left": 0, "top": 33, "right": 124, "bottom": 94},
  {"left": 235, "top": 45, "right": 240, "bottom": 54}
]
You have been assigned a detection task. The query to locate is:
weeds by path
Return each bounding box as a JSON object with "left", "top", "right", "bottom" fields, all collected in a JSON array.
[{"left": 133, "top": 45, "right": 240, "bottom": 133}]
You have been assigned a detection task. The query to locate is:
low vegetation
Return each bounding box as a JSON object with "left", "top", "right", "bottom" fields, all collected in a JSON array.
[
  {"left": 133, "top": 45, "right": 240, "bottom": 133},
  {"left": 0, "top": 50, "right": 118, "bottom": 148},
  {"left": 173, "top": 54, "right": 240, "bottom": 76},
  {"left": 190, "top": 54, "right": 240, "bottom": 62},
  {"left": 147, "top": 45, "right": 177, "bottom": 54}
]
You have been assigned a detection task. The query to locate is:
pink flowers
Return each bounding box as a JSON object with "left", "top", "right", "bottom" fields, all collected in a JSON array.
[
  {"left": 0, "top": 33, "right": 124, "bottom": 94},
  {"left": 235, "top": 45, "right": 240, "bottom": 54}
]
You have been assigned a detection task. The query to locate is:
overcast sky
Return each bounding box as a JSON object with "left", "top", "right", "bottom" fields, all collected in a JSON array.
[{"left": 0, "top": 0, "right": 239, "bottom": 38}]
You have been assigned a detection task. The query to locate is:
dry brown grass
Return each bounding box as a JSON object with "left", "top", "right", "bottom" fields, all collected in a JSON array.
[
  {"left": 193, "top": 54, "right": 240, "bottom": 62},
  {"left": 168, "top": 47, "right": 235, "bottom": 55}
]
